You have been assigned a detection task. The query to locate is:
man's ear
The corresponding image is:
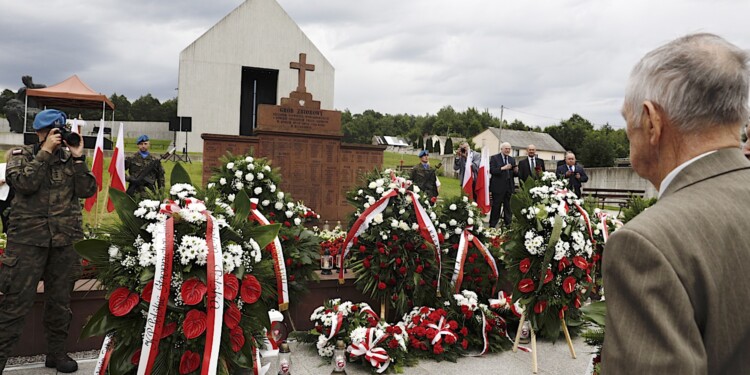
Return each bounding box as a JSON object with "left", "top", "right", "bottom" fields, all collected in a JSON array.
[{"left": 642, "top": 101, "right": 663, "bottom": 146}]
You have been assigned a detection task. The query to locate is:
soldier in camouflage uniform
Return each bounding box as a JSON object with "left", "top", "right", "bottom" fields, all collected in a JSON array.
[
  {"left": 410, "top": 149, "right": 440, "bottom": 201},
  {"left": 0, "top": 109, "right": 97, "bottom": 373},
  {"left": 125, "top": 134, "right": 165, "bottom": 196}
]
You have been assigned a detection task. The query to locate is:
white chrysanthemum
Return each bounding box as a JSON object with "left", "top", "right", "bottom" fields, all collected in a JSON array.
[
  {"left": 277, "top": 192, "right": 285, "bottom": 200},
  {"left": 226, "top": 162, "right": 235, "bottom": 170},
  {"left": 449, "top": 204, "right": 457, "bottom": 211},
  {"left": 176, "top": 235, "right": 209, "bottom": 266},
  {"left": 245, "top": 173, "right": 254, "bottom": 182},
  {"left": 245, "top": 156, "right": 254, "bottom": 163},
  {"left": 223, "top": 243, "right": 243, "bottom": 273},
  {"left": 449, "top": 219, "right": 457, "bottom": 226},
  {"left": 454, "top": 227, "right": 462, "bottom": 234},
  {"left": 108, "top": 245, "right": 122, "bottom": 260},
  {"left": 269, "top": 184, "right": 276, "bottom": 193},
  {"left": 367, "top": 196, "right": 376, "bottom": 205},
  {"left": 368, "top": 181, "right": 377, "bottom": 189},
  {"left": 134, "top": 207, "right": 148, "bottom": 218},
  {"left": 257, "top": 172, "right": 264, "bottom": 180},
  {"left": 375, "top": 179, "right": 385, "bottom": 187},
  {"left": 219, "top": 178, "right": 227, "bottom": 185},
  {"left": 391, "top": 220, "right": 399, "bottom": 228},
  {"left": 285, "top": 211, "right": 293, "bottom": 218},
  {"left": 263, "top": 165, "right": 271, "bottom": 172},
  {"left": 262, "top": 199, "right": 270, "bottom": 206},
  {"left": 413, "top": 185, "right": 421, "bottom": 193},
  {"left": 398, "top": 221, "right": 409, "bottom": 231},
  {"left": 411, "top": 223, "right": 419, "bottom": 230},
  {"left": 254, "top": 187, "right": 262, "bottom": 195},
  {"left": 274, "top": 202, "right": 284, "bottom": 210},
  {"left": 467, "top": 217, "right": 474, "bottom": 225},
  {"left": 234, "top": 181, "right": 244, "bottom": 191},
  {"left": 234, "top": 170, "right": 243, "bottom": 178},
  {"left": 373, "top": 213, "right": 384, "bottom": 224},
  {"left": 228, "top": 194, "right": 235, "bottom": 202},
  {"left": 294, "top": 217, "right": 301, "bottom": 226}
]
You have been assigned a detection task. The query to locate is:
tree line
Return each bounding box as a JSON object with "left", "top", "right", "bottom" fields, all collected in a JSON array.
[
  {"left": 0, "top": 89, "right": 177, "bottom": 122},
  {"left": 342, "top": 106, "right": 630, "bottom": 167}
]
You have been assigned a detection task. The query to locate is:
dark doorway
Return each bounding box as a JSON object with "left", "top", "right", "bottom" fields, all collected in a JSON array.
[{"left": 240, "top": 66, "right": 278, "bottom": 136}]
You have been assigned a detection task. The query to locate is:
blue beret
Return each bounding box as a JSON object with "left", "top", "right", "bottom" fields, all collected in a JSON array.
[
  {"left": 136, "top": 135, "right": 150, "bottom": 144},
  {"left": 33, "top": 109, "right": 67, "bottom": 130},
  {"left": 418, "top": 150, "right": 429, "bottom": 158}
]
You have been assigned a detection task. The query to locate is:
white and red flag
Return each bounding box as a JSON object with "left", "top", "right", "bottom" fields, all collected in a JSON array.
[
  {"left": 107, "top": 123, "right": 126, "bottom": 212},
  {"left": 461, "top": 151, "right": 475, "bottom": 200},
  {"left": 475, "top": 149, "right": 491, "bottom": 214},
  {"left": 84, "top": 120, "right": 105, "bottom": 212}
]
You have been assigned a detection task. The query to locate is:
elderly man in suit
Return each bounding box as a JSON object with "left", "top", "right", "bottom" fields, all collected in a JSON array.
[
  {"left": 555, "top": 151, "right": 588, "bottom": 197},
  {"left": 518, "top": 144, "right": 546, "bottom": 181},
  {"left": 602, "top": 33, "right": 750, "bottom": 374},
  {"left": 489, "top": 142, "right": 517, "bottom": 228}
]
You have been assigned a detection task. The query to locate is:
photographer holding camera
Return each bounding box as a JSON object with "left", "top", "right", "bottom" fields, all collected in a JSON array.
[
  {"left": 0, "top": 109, "right": 97, "bottom": 373},
  {"left": 453, "top": 141, "right": 480, "bottom": 190}
]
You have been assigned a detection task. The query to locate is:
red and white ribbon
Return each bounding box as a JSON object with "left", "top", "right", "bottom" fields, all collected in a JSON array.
[
  {"left": 463, "top": 310, "right": 490, "bottom": 357},
  {"left": 138, "top": 217, "right": 175, "bottom": 375},
  {"left": 328, "top": 311, "right": 345, "bottom": 341},
  {"left": 554, "top": 189, "right": 594, "bottom": 242},
  {"left": 200, "top": 212, "right": 224, "bottom": 375},
  {"left": 451, "top": 228, "right": 499, "bottom": 293},
  {"left": 405, "top": 190, "right": 442, "bottom": 291},
  {"left": 249, "top": 198, "right": 290, "bottom": 311},
  {"left": 360, "top": 304, "right": 380, "bottom": 322},
  {"left": 348, "top": 329, "right": 391, "bottom": 374},
  {"left": 596, "top": 211, "right": 609, "bottom": 243},
  {"left": 252, "top": 338, "right": 271, "bottom": 375},
  {"left": 426, "top": 316, "right": 456, "bottom": 346},
  {"left": 339, "top": 189, "right": 399, "bottom": 282},
  {"left": 93, "top": 332, "right": 114, "bottom": 375}
]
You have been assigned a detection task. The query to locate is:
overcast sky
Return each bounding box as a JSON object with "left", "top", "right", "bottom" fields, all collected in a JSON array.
[{"left": 1, "top": 0, "right": 749, "bottom": 128}]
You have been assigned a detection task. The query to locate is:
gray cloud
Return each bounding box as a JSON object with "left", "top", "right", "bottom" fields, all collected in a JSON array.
[{"left": 2, "top": 0, "right": 749, "bottom": 128}]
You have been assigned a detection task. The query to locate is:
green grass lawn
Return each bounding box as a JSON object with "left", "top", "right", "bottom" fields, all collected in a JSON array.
[{"left": 381, "top": 152, "right": 461, "bottom": 200}]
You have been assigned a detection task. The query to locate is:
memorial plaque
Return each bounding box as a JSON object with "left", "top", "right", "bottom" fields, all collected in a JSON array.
[{"left": 202, "top": 53, "right": 386, "bottom": 222}]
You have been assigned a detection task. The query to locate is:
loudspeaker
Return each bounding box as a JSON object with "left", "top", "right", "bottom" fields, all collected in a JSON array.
[
  {"left": 181, "top": 117, "right": 192, "bottom": 132},
  {"left": 169, "top": 117, "right": 180, "bottom": 132}
]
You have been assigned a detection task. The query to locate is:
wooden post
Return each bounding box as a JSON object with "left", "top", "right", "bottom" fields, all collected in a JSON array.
[
  {"left": 512, "top": 313, "right": 526, "bottom": 353},
  {"left": 530, "top": 328, "right": 538, "bottom": 374},
  {"left": 284, "top": 309, "right": 297, "bottom": 333},
  {"left": 380, "top": 300, "right": 386, "bottom": 320},
  {"left": 561, "top": 310, "right": 577, "bottom": 359}
]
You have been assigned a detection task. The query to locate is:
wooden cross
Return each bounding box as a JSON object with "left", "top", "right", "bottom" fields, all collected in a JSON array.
[{"left": 290, "top": 53, "right": 315, "bottom": 93}]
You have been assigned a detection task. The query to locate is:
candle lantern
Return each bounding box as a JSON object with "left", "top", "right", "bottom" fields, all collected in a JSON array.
[
  {"left": 278, "top": 342, "right": 292, "bottom": 375},
  {"left": 331, "top": 339, "right": 347, "bottom": 374},
  {"left": 320, "top": 248, "right": 333, "bottom": 275}
]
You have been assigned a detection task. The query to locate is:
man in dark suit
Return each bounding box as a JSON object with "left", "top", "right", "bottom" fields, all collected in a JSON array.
[
  {"left": 517, "top": 144, "right": 546, "bottom": 182},
  {"left": 602, "top": 33, "right": 750, "bottom": 374},
  {"left": 555, "top": 151, "right": 588, "bottom": 197},
  {"left": 489, "top": 142, "right": 516, "bottom": 228}
]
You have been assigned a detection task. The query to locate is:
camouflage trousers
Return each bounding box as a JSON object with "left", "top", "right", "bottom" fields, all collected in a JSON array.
[{"left": 0, "top": 243, "right": 79, "bottom": 364}]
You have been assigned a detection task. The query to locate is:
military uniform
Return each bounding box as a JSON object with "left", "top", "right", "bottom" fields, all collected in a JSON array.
[
  {"left": 0, "top": 145, "right": 96, "bottom": 366},
  {"left": 410, "top": 163, "right": 439, "bottom": 199},
  {"left": 125, "top": 152, "right": 165, "bottom": 196}
]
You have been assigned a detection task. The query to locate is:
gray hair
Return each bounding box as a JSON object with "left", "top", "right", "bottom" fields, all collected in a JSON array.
[
  {"left": 500, "top": 142, "right": 511, "bottom": 148},
  {"left": 624, "top": 33, "right": 749, "bottom": 132}
]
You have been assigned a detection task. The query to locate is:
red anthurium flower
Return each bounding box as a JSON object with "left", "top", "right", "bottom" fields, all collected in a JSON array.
[
  {"left": 109, "top": 287, "right": 140, "bottom": 317},
  {"left": 224, "top": 274, "right": 239, "bottom": 301},
  {"left": 183, "top": 309, "right": 208, "bottom": 339},
  {"left": 558, "top": 305, "right": 569, "bottom": 319},
  {"left": 543, "top": 268, "right": 554, "bottom": 284},
  {"left": 230, "top": 326, "right": 245, "bottom": 352},
  {"left": 224, "top": 303, "right": 242, "bottom": 329},
  {"left": 558, "top": 257, "right": 571, "bottom": 272},
  {"left": 240, "top": 275, "right": 262, "bottom": 304},
  {"left": 518, "top": 278, "right": 535, "bottom": 293},
  {"left": 141, "top": 280, "right": 154, "bottom": 303},
  {"left": 179, "top": 350, "right": 201, "bottom": 374},
  {"left": 574, "top": 295, "right": 582, "bottom": 309},
  {"left": 573, "top": 256, "right": 589, "bottom": 270},
  {"left": 519, "top": 258, "right": 531, "bottom": 274},
  {"left": 534, "top": 300, "right": 548, "bottom": 314},
  {"left": 181, "top": 278, "right": 207, "bottom": 306},
  {"left": 563, "top": 276, "right": 577, "bottom": 294},
  {"left": 161, "top": 322, "right": 177, "bottom": 339},
  {"left": 131, "top": 349, "right": 141, "bottom": 365}
]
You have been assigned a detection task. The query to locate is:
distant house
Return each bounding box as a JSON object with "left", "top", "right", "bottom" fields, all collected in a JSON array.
[
  {"left": 372, "top": 135, "right": 410, "bottom": 148},
  {"left": 424, "top": 135, "right": 466, "bottom": 155},
  {"left": 472, "top": 128, "right": 565, "bottom": 161}
]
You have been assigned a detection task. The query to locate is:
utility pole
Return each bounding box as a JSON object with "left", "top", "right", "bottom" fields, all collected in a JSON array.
[{"left": 498, "top": 105, "right": 504, "bottom": 153}]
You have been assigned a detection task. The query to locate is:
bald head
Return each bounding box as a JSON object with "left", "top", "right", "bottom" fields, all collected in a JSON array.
[{"left": 527, "top": 144, "right": 537, "bottom": 158}]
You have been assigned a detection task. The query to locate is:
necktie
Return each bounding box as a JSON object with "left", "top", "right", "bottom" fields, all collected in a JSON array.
[
  {"left": 569, "top": 166, "right": 574, "bottom": 172},
  {"left": 424, "top": 164, "right": 429, "bottom": 170},
  {"left": 531, "top": 158, "right": 535, "bottom": 169},
  {"left": 503, "top": 156, "right": 507, "bottom": 165}
]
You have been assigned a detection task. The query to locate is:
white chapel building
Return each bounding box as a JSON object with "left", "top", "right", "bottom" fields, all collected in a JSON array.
[{"left": 177, "top": 0, "right": 335, "bottom": 151}]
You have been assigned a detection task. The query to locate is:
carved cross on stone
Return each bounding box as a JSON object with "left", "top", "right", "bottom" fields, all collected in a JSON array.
[{"left": 290, "top": 53, "right": 315, "bottom": 93}]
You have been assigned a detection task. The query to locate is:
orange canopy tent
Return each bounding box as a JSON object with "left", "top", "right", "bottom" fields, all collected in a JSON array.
[{"left": 23, "top": 74, "right": 114, "bottom": 129}]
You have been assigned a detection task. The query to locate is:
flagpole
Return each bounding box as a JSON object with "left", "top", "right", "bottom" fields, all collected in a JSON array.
[{"left": 98, "top": 177, "right": 111, "bottom": 227}]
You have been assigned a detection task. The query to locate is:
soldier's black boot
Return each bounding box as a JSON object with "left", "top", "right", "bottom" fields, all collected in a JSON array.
[{"left": 45, "top": 352, "right": 78, "bottom": 373}]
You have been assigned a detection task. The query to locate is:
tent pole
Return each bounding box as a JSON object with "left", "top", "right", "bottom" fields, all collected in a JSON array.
[
  {"left": 23, "top": 95, "right": 28, "bottom": 131},
  {"left": 102, "top": 101, "right": 105, "bottom": 122}
]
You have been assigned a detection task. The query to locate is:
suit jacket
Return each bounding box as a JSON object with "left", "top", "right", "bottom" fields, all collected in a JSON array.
[
  {"left": 454, "top": 151, "right": 481, "bottom": 183},
  {"left": 602, "top": 148, "right": 750, "bottom": 374},
  {"left": 489, "top": 154, "right": 516, "bottom": 195},
  {"left": 555, "top": 163, "right": 588, "bottom": 197},
  {"left": 518, "top": 156, "right": 546, "bottom": 181}
]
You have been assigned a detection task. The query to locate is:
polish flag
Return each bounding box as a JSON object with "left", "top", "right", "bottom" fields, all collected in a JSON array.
[
  {"left": 462, "top": 150, "right": 474, "bottom": 200},
  {"left": 84, "top": 120, "right": 105, "bottom": 212},
  {"left": 107, "top": 123, "right": 126, "bottom": 212},
  {"left": 475, "top": 149, "right": 491, "bottom": 214}
]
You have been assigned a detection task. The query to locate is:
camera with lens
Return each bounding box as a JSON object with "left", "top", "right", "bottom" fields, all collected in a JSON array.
[{"left": 52, "top": 126, "right": 81, "bottom": 147}]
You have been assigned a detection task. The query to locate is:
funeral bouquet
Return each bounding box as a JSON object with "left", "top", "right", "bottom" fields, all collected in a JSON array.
[
  {"left": 401, "top": 306, "right": 464, "bottom": 362},
  {"left": 588, "top": 208, "right": 623, "bottom": 298},
  {"left": 436, "top": 196, "right": 500, "bottom": 300},
  {"left": 76, "top": 166, "right": 281, "bottom": 375},
  {"left": 504, "top": 172, "right": 595, "bottom": 340},
  {"left": 316, "top": 226, "right": 347, "bottom": 262},
  {"left": 342, "top": 169, "right": 448, "bottom": 316},
  {"left": 444, "top": 290, "right": 514, "bottom": 355},
  {"left": 298, "top": 298, "right": 413, "bottom": 373},
  {"left": 209, "top": 153, "right": 321, "bottom": 306}
]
